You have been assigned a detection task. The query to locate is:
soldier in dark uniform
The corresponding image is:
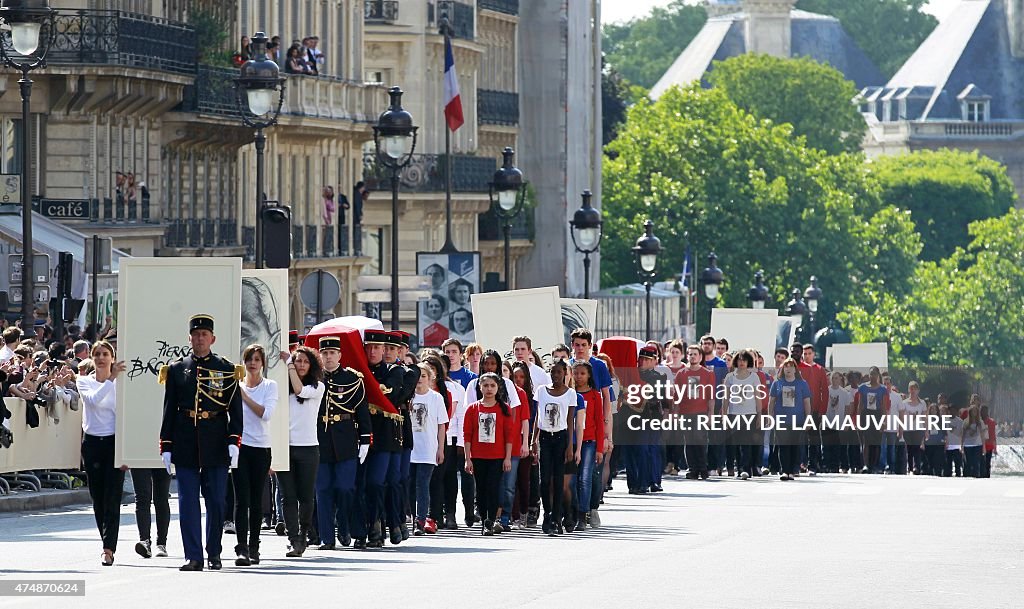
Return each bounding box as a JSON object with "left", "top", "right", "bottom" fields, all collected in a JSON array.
[
  {"left": 638, "top": 347, "right": 669, "bottom": 493},
  {"left": 362, "top": 329, "right": 405, "bottom": 547},
  {"left": 159, "top": 314, "right": 244, "bottom": 571},
  {"left": 386, "top": 331, "right": 418, "bottom": 542},
  {"left": 314, "top": 336, "right": 371, "bottom": 550}
]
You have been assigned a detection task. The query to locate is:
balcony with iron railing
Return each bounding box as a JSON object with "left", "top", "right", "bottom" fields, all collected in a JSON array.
[
  {"left": 364, "top": 0, "right": 400, "bottom": 23},
  {"left": 478, "top": 89, "right": 519, "bottom": 126},
  {"left": 42, "top": 9, "right": 197, "bottom": 75},
  {"left": 478, "top": 206, "right": 533, "bottom": 241},
  {"left": 362, "top": 153, "right": 496, "bottom": 193},
  {"left": 431, "top": 1, "right": 476, "bottom": 40},
  {"left": 479, "top": 0, "right": 519, "bottom": 15}
]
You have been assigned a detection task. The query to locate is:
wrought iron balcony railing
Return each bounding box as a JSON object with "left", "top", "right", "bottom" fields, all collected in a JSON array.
[
  {"left": 179, "top": 64, "right": 238, "bottom": 117},
  {"left": 362, "top": 153, "right": 496, "bottom": 194},
  {"left": 433, "top": 1, "right": 475, "bottom": 40},
  {"left": 478, "top": 206, "right": 533, "bottom": 241},
  {"left": 479, "top": 0, "right": 519, "bottom": 15},
  {"left": 45, "top": 9, "right": 197, "bottom": 75},
  {"left": 478, "top": 89, "right": 519, "bottom": 125},
  {"left": 365, "top": 0, "right": 399, "bottom": 23}
]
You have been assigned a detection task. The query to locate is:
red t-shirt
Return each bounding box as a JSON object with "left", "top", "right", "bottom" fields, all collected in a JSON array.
[
  {"left": 674, "top": 366, "right": 716, "bottom": 415},
  {"left": 511, "top": 386, "right": 530, "bottom": 456},
  {"left": 798, "top": 362, "right": 829, "bottom": 415},
  {"left": 985, "top": 418, "right": 997, "bottom": 451},
  {"left": 463, "top": 401, "right": 515, "bottom": 460},
  {"left": 578, "top": 388, "right": 605, "bottom": 453}
]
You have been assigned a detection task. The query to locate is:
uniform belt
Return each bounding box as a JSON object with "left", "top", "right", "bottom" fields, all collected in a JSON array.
[
  {"left": 322, "top": 413, "right": 353, "bottom": 423},
  {"left": 186, "top": 409, "right": 223, "bottom": 420}
]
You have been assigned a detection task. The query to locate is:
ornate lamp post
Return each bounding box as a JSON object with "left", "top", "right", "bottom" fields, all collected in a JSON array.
[
  {"left": 700, "top": 252, "right": 724, "bottom": 332},
  {"left": 488, "top": 147, "right": 527, "bottom": 290},
  {"left": 748, "top": 270, "right": 768, "bottom": 310},
  {"left": 0, "top": 0, "right": 55, "bottom": 337},
  {"left": 803, "top": 275, "right": 824, "bottom": 338},
  {"left": 372, "top": 87, "right": 417, "bottom": 330},
  {"left": 632, "top": 220, "right": 661, "bottom": 341},
  {"left": 786, "top": 288, "right": 808, "bottom": 342},
  {"left": 569, "top": 190, "right": 603, "bottom": 299},
  {"left": 234, "top": 32, "right": 285, "bottom": 269}
]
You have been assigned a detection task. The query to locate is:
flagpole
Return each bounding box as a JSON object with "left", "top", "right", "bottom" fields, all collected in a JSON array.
[{"left": 440, "top": 23, "right": 458, "bottom": 254}]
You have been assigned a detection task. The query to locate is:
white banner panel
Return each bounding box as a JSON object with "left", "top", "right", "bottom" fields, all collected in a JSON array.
[
  {"left": 711, "top": 308, "right": 779, "bottom": 362},
  {"left": 0, "top": 398, "right": 83, "bottom": 473},
  {"left": 831, "top": 343, "right": 889, "bottom": 370},
  {"left": 560, "top": 298, "right": 599, "bottom": 347},
  {"left": 241, "top": 269, "right": 290, "bottom": 472},
  {"left": 472, "top": 287, "right": 562, "bottom": 361},
  {"left": 116, "top": 258, "right": 241, "bottom": 468}
]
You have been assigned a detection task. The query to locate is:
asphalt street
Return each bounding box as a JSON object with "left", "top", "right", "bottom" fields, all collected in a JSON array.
[{"left": 0, "top": 474, "right": 1020, "bottom": 609}]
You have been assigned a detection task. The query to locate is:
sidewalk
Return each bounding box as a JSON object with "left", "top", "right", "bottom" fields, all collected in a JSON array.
[{"left": 0, "top": 487, "right": 92, "bottom": 513}]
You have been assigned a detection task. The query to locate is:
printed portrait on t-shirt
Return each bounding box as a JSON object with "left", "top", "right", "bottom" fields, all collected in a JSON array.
[
  {"left": 479, "top": 412, "right": 496, "bottom": 443},
  {"left": 782, "top": 386, "right": 796, "bottom": 408},
  {"left": 544, "top": 403, "right": 559, "bottom": 429},
  {"left": 829, "top": 395, "right": 839, "bottom": 412},
  {"left": 866, "top": 393, "right": 877, "bottom": 411},
  {"left": 412, "top": 403, "right": 428, "bottom": 432}
]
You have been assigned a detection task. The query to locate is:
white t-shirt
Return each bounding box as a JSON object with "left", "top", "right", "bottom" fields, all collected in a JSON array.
[
  {"left": 289, "top": 381, "right": 325, "bottom": 446},
  {"left": 446, "top": 379, "right": 468, "bottom": 444},
  {"left": 723, "top": 371, "right": 760, "bottom": 416},
  {"left": 827, "top": 387, "right": 853, "bottom": 420},
  {"left": 77, "top": 375, "right": 116, "bottom": 436},
  {"left": 464, "top": 377, "right": 521, "bottom": 408},
  {"left": 240, "top": 378, "right": 278, "bottom": 448},
  {"left": 525, "top": 362, "right": 551, "bottom": 391},
  {"left": 534, "top": 386, "right": 578, "bottom": 433},
  {"left": 903, "top": 396, "right": 926, "bottom": 418},
  {"left": 0, "top": 344, "right": 15, "bottom": 364},
  {"left": 886, "top": 389, "right": 904, "bottom": 432},
  {"left": 410, "top": 389, "right": 449, "bottom": 464}
]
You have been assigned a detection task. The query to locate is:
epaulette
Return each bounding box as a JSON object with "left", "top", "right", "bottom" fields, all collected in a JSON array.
[
  {"left": 346, "top": 366, "right": 364, "bottom": 379},
  {"left": 234, "top": 364, "right": 245, "bottom": 380},
  {"left": 158, "top": 365, "right": 169, "bottom": 385}
]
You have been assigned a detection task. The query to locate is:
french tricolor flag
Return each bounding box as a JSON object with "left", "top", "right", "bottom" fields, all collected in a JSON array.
[{"left": 443, "top": 35, "right": 464, "bottom": 132}]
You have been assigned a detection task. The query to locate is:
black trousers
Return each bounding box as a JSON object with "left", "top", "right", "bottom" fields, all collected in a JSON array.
[
  {"left": 472, "top": 458, "right": 503, "bottom": 524},
  {"left": 443, "top": 438, "right": 475, "bottom": 521},
  {"left": 132, "top": 467, "right": 171, "bottom": 546},
  {"left": 234, "top": 444, "right": 272, "bottom": 551},
  {"left": 277, "top": 445, "right": 319, "bottom": 546},
  {"left": 539, "top": 430, "right": 567, "bottom": 525},
  {"left": 775, "top": 429, "right": 802, "bottom": 475},
  {"left": 82, "top": 434, "right": 125, "bottom": 551},
  {"left": 683, "top": 422, "right": 708, "bottom": 473}
]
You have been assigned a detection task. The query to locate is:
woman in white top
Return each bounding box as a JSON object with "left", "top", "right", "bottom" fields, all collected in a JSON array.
[
  {"left": 277, "top": 345, "right": 325, "bottom": 557},
  {"left": 902, "top": 381, "right": 927, "bottom": 475},
  {"left": 722, "top": 349, "right": 764, "bottom": 480},
  {"left": 434, "top": 355, "right": 474, "bottom": 529},
  {"left": 532, "top": 360, "right": 577, "bottom": 536},
  {"left": 76, "top": 340, "right": 127, "bottom": 566},
  {"left": 232, "top": 344, "right": 279, "bottom": 566},
  {"left": 464, "top": 350, "right": 521, "bottom": 409}
]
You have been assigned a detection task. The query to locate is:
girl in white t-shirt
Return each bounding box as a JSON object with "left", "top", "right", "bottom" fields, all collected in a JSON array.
[
  {"left": 826, "top": 371, "right": 854, "bottom": 473},
  {"left": 409, "top": 363, "right": 449, "bottom": 535},
  {"left": 722, "top": 349, "right": 764, "bottom": 479},
  {"left": 532, "top": 360, "right": 578, "bottom": 536}
]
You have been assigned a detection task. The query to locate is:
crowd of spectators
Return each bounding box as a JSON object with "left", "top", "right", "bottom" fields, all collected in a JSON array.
[{"left": 237, "top": 34, "right": 324, "bottom": 76}]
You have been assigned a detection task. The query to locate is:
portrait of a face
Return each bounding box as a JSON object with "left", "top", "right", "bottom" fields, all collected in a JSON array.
[
  {"left": 241, "top": 277, "right": 282, "bottom": 370},
  {"left": 424, "top": 295, "right": 447, "bottom": 322},
  {"left": 425, "top": 263, "right": 446, "bottom": 291},
  {"left": 449, "top": 279, "right": 473, "bottom": 306},
  {"left": 450, "top": 308, "right": 473, "bottom": 335}
]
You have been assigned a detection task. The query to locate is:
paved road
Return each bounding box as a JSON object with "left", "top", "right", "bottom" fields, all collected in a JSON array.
[{"left": 0, "top": 474, "right": 1020, "bottom": 609}]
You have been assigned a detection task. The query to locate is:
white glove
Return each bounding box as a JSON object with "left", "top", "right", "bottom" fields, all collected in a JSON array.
[
  {"left": 162, "top": 451, "right": 172, "bottom": 474},
  {"left": 228, "top": 444, "right": 239, "bottom": 468},
  {"left": 358, "top": 444, "right": 369, "bottom": 464}
]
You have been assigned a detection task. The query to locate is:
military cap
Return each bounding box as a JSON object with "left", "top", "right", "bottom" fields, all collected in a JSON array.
[
  {"left": 319, "top": 336, "right": 341, "bottom": 351},
  {"left": 189, "top": 314, "right": 215, "bottom": 333},
  {"left": 288, "top": 330, "right": 300, "bottom": 346},
  {"left": 364, "top": 329, "right": 389, "bottom": 345},
  {"left": 638, "top": 346, "right": 658, "bottom": 360}
]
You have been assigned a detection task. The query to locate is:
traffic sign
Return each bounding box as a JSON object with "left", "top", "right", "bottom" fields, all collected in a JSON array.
[
  {"left": 9, "top": 286, "right": 50, "bottom": 305},
  {"left": 84, "top": 236, "right": 113, "bottom": 274},
  {"left": 8, "top": 253, "right": 50, "bottom": 285},
  {"left": 299, "top": 270, "right": 341, "bottom": 314},
  {"left": 0, "top": 174, "right": 19, "bottom": 204}
]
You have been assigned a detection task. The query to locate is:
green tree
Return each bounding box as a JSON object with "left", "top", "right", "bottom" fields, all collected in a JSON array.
[
  {"left": 602, "top": 62, "right": 630, "bottom": 147},
  {"left": 602, "top": 84, "right": 921, "bottom": 321},
  {"left": 707, "top": 54, "right": 866, "bottom": 155},
  {"left": 870, "top": 150, "right": 1017, "bottom": 262},
  {"left": 190, "top": 9, "right": 231, "bottom": 66},
  {"left": 795, "top": 0, "right": 938, "bottom": 79},
  {"left": 602, "top": 1, "right": 707, "bottom": 89},
  {"left": 840, "top": 210, "right": 1024, "bottom": 367}
]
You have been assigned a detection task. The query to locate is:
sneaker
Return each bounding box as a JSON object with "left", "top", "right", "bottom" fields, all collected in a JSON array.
[
  {"left": 135, "top": 539, "right": 152, "bottom": 559},
  {"left": 860, "top": 466, "right": 870, "bottom": 474},
  {"left": 424, "top": 518, "right": 438, "bottom": 534},
  {"left": 223, "top": 521, "right": 235, "bottom": 535},
  {"left": 482, "top": 520, "right": 494, "bottom": 536},
  {"left": 235, "top": 550, "right": 251, "bottom": 566},
  {"left": 589, "top": 509, "right": 601, "bottom": 528},
  {"left": 155, "top": 544, "right": 168, "bottom": 557},
  {"left": 285, "top": 544, "right": 305, "bottom": 557},
  {"left": 317, "top": 543, "right": 336, "bottom": 550},
  {"left": 444, "top": 516, "right": 459, "bottom": 530},
  {"left": 500, "top": 519, "right": 512, "bottom": 533},
  {"left": 699, "top": 470, "right": 710, "bottom": 480},
  {"left": 760, "top": 467, "right": 770, "bottom": 476},
  {"left": 780, "top": 474, "right": 790, "bottom": 481},
  {"left": 808, "top": 470, "right": 817, "bottom": 477},
  {"left": 399, "top": 522, "right": 410, "bottom": 541},
  {"left": 492, "top": 521, "right": 504, "bottom": 535},
  {"left": 740, "top": 472, "right": 750, "bottom": 480},
  {"left": 413, "top": 520, "right": 426, "bottom": 536},
  {"left": 275, "top": 522, "right": 286, "bottom": 536},
  {"left": 727, "top": 468, "right": 735, "bottom": 477},
  {"left": 527, "top": 511, "right": 539, "bottom": 527}
]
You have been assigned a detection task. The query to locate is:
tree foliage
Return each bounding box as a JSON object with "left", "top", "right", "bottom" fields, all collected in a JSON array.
[
  {"left": 602, "top": 1, "right": 707, "bottom": 90},
  {"left": 707, "top": 54, "right": 866, "bottom": 155},
  {"left": 870, "top": 150, "right": 1017, "bottom": 262},
  {"left": 840, "top": 210, "right": 1024, "bottom": 367},
  {"left": 601, "top": 84, "right": 921, "bottom": 321},
  {"left": 795, "top": 0, "right": 938, "bottom": 79}
]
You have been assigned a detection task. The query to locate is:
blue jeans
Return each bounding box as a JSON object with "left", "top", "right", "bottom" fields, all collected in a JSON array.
[
  {"left": 577, "top": 441, "right": 596, "bottom": 514},
  {"left": 500, "top": 456, "right": 521, "bottom": 524},
  {"left": 410, "top": 463, "right": 436, "bottom": 522},
  {"left": 880, "top": 432, "right": 897, "bottom": 471}
]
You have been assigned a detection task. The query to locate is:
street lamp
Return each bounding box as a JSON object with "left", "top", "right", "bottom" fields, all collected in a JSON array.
[
  {"left": 373, "top": 86, "right": 418, "bottom": 330},
  {"left": 569, "top": 189, "right": 603, "bottom": 299},
  {"left": 234, "top": 32, "right": 285, "bottom": 269},
  {"left": 786, "top": 288, "right": 807, "bottom": 338},
  {"left": 632, "top": 219, "right": 661, "bottom": 341},
  {"left": 803, "top": 275, "right": 823, "bottom": 338},
  {"left": 700, "top": 252, "right": 724, "bottom": 332},
  {"left": 489, "top": 147, "right": 527, "bottom": 290},
  {"left": 747, "top": 270, "right": 768, "bottom": 310},
  {"left": 0, "top": 0, "right": 56, "bottom": 338}
]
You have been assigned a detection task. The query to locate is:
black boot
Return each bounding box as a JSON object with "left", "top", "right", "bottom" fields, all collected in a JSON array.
[
  {"left": 234, "top": 545, "right": 251, "bottom": 567},
  {"left": 179, "top": 560, "right": 203, "bottom": 572}
]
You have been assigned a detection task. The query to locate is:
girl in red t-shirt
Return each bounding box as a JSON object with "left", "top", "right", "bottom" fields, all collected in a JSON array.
[
  {"left": 571, "top": 360, "right": 604, "bottom": 532},
  {"left": 463, "top": 372, "right": 515, "bottom": 535}
]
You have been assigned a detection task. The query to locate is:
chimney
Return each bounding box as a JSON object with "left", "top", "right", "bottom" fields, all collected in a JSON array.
[
  {"left": 742, "top": 0, "right": 797, "bottom": 57},
  {"left": 1010, "top": 0, "right": 1024, "bottom": 58}
]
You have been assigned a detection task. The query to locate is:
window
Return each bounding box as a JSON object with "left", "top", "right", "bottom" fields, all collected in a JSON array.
[{"left": 966, "top": 101, "right": 987, "bottom": 122}]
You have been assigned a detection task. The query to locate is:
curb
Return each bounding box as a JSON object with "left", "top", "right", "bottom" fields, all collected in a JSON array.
[{"left": 0, "top": 489, "right": 92, "bottom": 513}]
